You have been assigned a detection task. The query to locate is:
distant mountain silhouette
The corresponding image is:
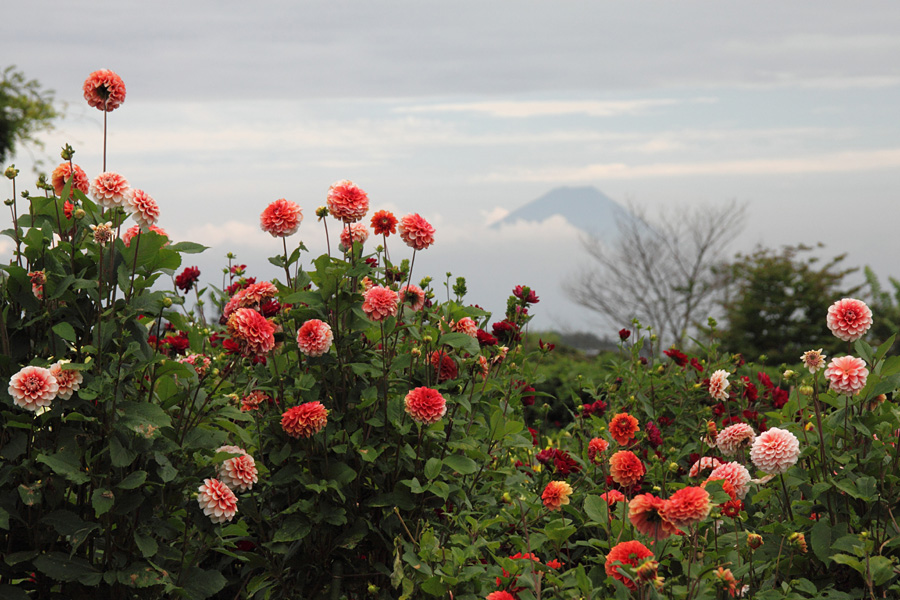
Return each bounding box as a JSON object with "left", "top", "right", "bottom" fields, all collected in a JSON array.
[{"left": 491, "top": 186, "right": 637, "bottom": 239}]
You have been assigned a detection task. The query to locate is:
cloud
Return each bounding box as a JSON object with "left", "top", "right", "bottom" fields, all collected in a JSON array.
[
  {"left": 396, "top": 98, "right": 717, "bottom": 118},
  {"left": 180, "top": 220, "right": 274, "bottom": 250}
]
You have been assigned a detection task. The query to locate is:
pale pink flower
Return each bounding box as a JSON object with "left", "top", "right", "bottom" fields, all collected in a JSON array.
[
  {"left": 260, "top": 198, "right": 302, "bottom": 237},
  {"left": 339, "top": 222, "right": 369, "bottom": 248},
  {"left": 197, "top": 478, "right": 237, "bottom": 524},
  {"left": 824, "top": 355, "right": 869, "bottom": 395},
  {"left": 227, "top": 308, "right": 275, "bottom": 356},
  {"left": 708, "top": 369, "right": 730, "bottom": 401},
  {"left": 689, "top": 456, "right": 722, "bottom": 478},
  {"left": 750, "top": 427, "right": 800, "bottom": 475},
  {"left": 716, "top": 423, "right": 756, "bottom": 457},
  {"left": 708, "top": 461, "right": 752, "bottom": 499},
  {"left": 404, "top": 386, "right": 447, "bottom": 425},
  {"left": 398, "top": 213, "right": 435, "bottom": 250},
  {"left": 326, "top": 180, "right": 369, "bottom": 223},
  {"left": 296, "top": 319, "right": 334, "bottom": 357},
  {"left": 122, "top": 224, "right": 168, "bottom": 247},
  {"left": 826, "top": 298, "right": 873, "bottom": 342},
  {"left": 51, "top": 163, "right": 89, "bottom": 198},
  {"left": 91, "top": 172, "right": 130, "bottom": 209},
  {"left": 362, "top": 285, "right": 399, "bottom": 321},
  {"left": 8, "top": 366, "right": 59, "bottom": 411},
  {"left": 215, "top": 445, "right": 259, "bottom": 492},
  {"left": 176, "top": 353, "right": 211, "bottom": 376},
  {"left": 29, "top": 271, "right": 45, "bottom": 300},
  {"left": 49, "top": 361, "right": 83, "bottom": 400},
  {"left": 452, "top": 317, "right": 478, "bottom": 337},
  {"left": 399, "top": 284, "right": 426, "bottom": 311},
  {"left": 800, "top": 349, "right": 826, "bottom": 373},
  {"left": 126, "top": 189, "right": 160, "bottom": 229},
  {"left": 83, "top": 69, "right": 126, "bottom": 111}
]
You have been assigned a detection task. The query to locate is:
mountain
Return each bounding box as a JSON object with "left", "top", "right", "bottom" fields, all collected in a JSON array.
[{"left": 490, "top": 186, "right": 636, "bottom": 239}]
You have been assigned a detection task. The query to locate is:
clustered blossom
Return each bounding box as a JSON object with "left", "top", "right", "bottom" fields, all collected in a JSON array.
[
  {"left": 708, "top": 369, "right": 730, "bottom": 401},
  {"left": 91, "top": 172, "right": 130, "bottom": 209},
  {"left": 227, "top": 308, "right": 276, "bottom": 356},
  {"left": 800, "top": 348, "right": 826, "bottom": 373},
  {"left": 196, "top": 478, "right": 237, "bottom": 524},
  {"left": 296, "top": 319, "right": 334, "bottom": 357},
  {"left": 398, "top": 213, "right": 435, "bottom": 250},
  {"left": 512, "top": 285, "right": 539, "bottom": 304},
  {"left": 216, "top": 445, "right": 259, "bottom": 492},
  {"left": 404, "top": 386, "right": 446, "bottom": 425},
  {"left": 541, "top": 480, "right": 573, "bottom": 511},
  {"left": 370, "top": 210, "right": 397, "bottom": 236},
  {"left": 339, "top": 223, "right": 369, "bottom": 248},
  {"left": 326, "top": 180, "right": 369, "bottom": 222},
  {"left": 83, "top": 69, "right": 126, "bottom": 111},
  {"left": 49, "top": 362, "right": 83, "bottom": 400},
  {"left": 824, "top": 355, "right": 869, "bottom": 395},
  {"left": 126, "top": 189, "right": 160, "bottom": 228},
  {"left": 601, "top": 489, "right": 626, "bottom": 505},
  {"left": 750, "top": 427, "right": 800, "bottom": 475},
  {"left": 629, "top": 494, "right": 678, "bottom": 540},
  {"left": 260, "top": 198, "right": 303, "bottom": 237},
  {"left": 708, "top": 461, "right": 752, "bottom": 499},
  {"left": 399, "top": 284, "right": 425, "bottom": 311},
  {"left": 716, "top": 423, "right": 756, "bottom": 456},
  {"left": 175, "top": 266, "right": 201, "bottom": 293},
  {"left": 8, "top": 366, "right": 59, "bottom": 411},
  {"left": 659, "top": 486, "right": 711, "bottom": 528},
  {"left": 51, "top": 162, "right": 89, "bottom": 198},
  {"left": 609, "top": 412, "right": 640, "bottom": 446},
  {"left": 609, "top": 450, "right": 645, "bottom": 487},
  {"left": 605, "top": 540, "right": 654, "bottom": 591},
  {"left": 281, "top": 402, "right": 329, "bottom": 438},
  {"left": 826, "top": 298, "right": 873, "bottom": 342},
  {"left": 362, "top": 285, "right": 399, "bottom": 321}
]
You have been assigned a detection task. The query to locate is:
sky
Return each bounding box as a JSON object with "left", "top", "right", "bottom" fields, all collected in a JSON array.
[{"left": 4, "top": 1, "right": 900, "bottom": 334}]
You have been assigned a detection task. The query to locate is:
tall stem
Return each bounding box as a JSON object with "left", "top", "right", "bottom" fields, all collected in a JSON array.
[
  {"left": 103, "top": 102, "right": 108, "bottom": 172},
  {"left": 282, "top": 237, "right": 292, "bottom": 288}
]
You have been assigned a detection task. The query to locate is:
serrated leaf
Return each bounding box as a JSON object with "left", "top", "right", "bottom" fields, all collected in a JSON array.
[
  {"left": 37, "top": 450, "right": 88, "bottom": 485},
  {"left": 180, "top": 567, "right": 227, "bottom": 599},
  {"left": 443, "top": 454, "right": 477, "bottom": 475},
  {"left": 830, "top": 553, "right": 865, "bottom": 576},
  {"left": 118, "top": 470, "right": 148, "bottom": 490},
  {"left": 583, "top": 495, "right": 609, "bottom": 524},
  {"left": 34, "top": 552, "right": 101, "bottom": 585},
  {"left": 52, "top": 322, "right": 77, "bottom": 342},
  {"left": 134, "top": 531, "right": 158, "bottom": 558},
  {"left": 92, "top": 488, "right": 115, "bottom": 517},
  {"left": 811, "top": 520, "right": 832, "bottom": 563},
  {"left": 439, "top": 332, "right": 480, "bottom": 356},
  {"left": 272, "top": 516, "right": 311, "bottom": 543},
  {"left": 868, "top": 555, "right": 895, "bottom": 586}
]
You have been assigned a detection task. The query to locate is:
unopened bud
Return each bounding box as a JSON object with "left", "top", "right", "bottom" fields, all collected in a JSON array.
[
  {"left": 4, "top": 165, "right": 18, "bottom": 179},
  {"left": 423, "top": 335, "right": 433, "bottom": 344},
  {"left": 747, "top": 533, "right": 763, "bottom": 549},
  {"left": 3, "top": 198, "right": 13, "bottom": 206},
  {"left": 798, "top": 385, "right": 813, "bottom": 396},
  {"left": 60, "top": 144, "right": 75, "bottom": 161},
  {"left": 410, "top": 347, "right": 421, "bottom": 357},
  {"left": 668, "top": 462, "right": 679, "bottom": 473},
  {"left": 788, "top": 532, "right": 808, "bottom": 554},
  {"left": 162, "top": 297, "right": 173, "bottom": 308},
  {"left": 315, "top": 206, "right": 328, "bottom": 219},
  {"left": 73, "top": 208, "right": 85, "bottom": 219},
  {"left": 783, "top": 369, "right": 796, "bottom": 380}
]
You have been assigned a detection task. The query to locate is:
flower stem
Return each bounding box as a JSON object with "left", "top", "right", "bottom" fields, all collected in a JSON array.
[{"left": 282, "top": 236, "right": 292, "bottom": 288}]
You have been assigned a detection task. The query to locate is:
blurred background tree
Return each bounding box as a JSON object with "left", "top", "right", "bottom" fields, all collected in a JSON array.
[{"left": 0, "top": 66, "right": 59, "bottom": 164}]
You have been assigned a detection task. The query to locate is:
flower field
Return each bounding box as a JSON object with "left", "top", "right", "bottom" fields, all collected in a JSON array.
[{"left": 2, "top": 71, "right": 899, "bottom": 600}]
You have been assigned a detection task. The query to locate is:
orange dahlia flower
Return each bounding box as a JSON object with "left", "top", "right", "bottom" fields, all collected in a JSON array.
[
  {"left": 660, "top": 486, "right": 710, "bottom": 528},
  {"left": 628, "top": 493, "right": 679, "bottom": 540},
  {"left": 605, "top": 540, "right": 654, "bottom": 590},
  {"left": 609, "top": 412, "right": 639, "bottom": 446},
  {"left": 541, "top": 480, "right": 573, "bottom": 511},
  {"left": 609, "top": 450, "right": 645, "bottom": 487},
  {"left": 281, "top": 402, "right": 329, "bottom": 438}
]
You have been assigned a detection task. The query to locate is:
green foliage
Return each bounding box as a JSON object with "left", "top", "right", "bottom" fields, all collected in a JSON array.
[{"left": 0, "top": 66, "right": 59, "bottom": 163}]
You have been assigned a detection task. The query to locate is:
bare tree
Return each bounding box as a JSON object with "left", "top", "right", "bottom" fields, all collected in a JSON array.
[{"left": 566, "top": 199, "right": 746, "bottom": 349}]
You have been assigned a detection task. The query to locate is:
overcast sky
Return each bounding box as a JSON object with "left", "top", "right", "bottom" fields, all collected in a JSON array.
[{"left": 5, "top": 1, "right": 900, "bottom": 334}]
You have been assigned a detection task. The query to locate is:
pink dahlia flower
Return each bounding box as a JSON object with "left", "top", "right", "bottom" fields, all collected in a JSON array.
[
  {"left": 176, "top": 353, "right": 211, "bottom": 376},
  {"left": 709, "top": 369, "right": 730, "bottom": 401},
  {"left": 399, "top": 284, "right": 426, "bottom": 311},
  {"left": 122, "top": 224, "right": 168, "bottom": 247},
  {"left": 282, "top": 402, "right": 329, "bottom": 438},
  {"left": 689, "top": 456, "right": 722, "bottom": 478},
  {"left": 51, "top": 162, "right": 90, "bottom": 198},
  {"left": 398, "top": 213, "right": 435, "bottom": 250},
  {"left": 826, "top": 298, "right": 873, "bottom": 342},
  {"left": 629, "top": 493, "right": 678, "bottom": 540},
  {"left": 660, "top": 486, "right": 711, "bottom": 528},
  {"left": 824, "top": 355, "right": 869, "bottom": 395},
  {"left": 216, "top": 445, "right": 259, "bottom": 492},
  {"left": 227, "top": 308, "right": 275, "bottom": 356},
  {"left": 91, "top": 172, "right": 130, "bottom": 209},
  {"left": 83, "top": 69, "right": 126, "bottom": 111},
  {"left": 260, "top": 198, "right": 302, "bottom": 237},
  {"left": 716, "top": 423, "right": 756, "bottom": 457},
  {"left": 296, "top": 319, "right": 334, "bottom": 357},
  {"left": 241, "top": 281, "right": 279, "bottom": 306},
  {"left": 339, "top": 222, "right": 369, "bottom": 248},
  {"left": 197, "top": 478, "right": 237, "bottom": 524},
  {"left": 126, "top": 189, "right": 160, "bottom": 229},
  {"left": 8, "top": 365, "right": 59, "bottom": 411},
  {"left": 362, "top": 285, "right": 399, "bottom": 321},
  {"left": 404, "top": 386, "right": 447, "bottom": 425},
  {"left": 708, "top": 461, "right": 752, "bottom": 499},
  {"left": 326, "top": 180, "right": 369, "bottom": 223},
  {"left": 452, "top": 317, "right": 478, "bottom": 337},
  {"left": 542, "top": 480, "right": 573, "bottom": 511},
  {"left": 587, "top": 437, "right": 609, "bottom": 464},
  {"left": 750, "top": 427, "right": 800, "bottom": 475},
  {"left": 49, "top": 361, "right": 83, "bottom": 400}
]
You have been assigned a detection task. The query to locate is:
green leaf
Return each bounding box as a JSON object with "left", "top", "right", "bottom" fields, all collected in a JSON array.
[
  {"left": 420, "top": 576, "right": 447, "bottom": 596},
  {"left": 0, "top": 584, "right": 29, "bottom": 600},
  {"left": 439, "top": 332, "right": 480, "bottom": 356},
  {"left": 868, "top": 555, "right": 895, "bottom": 586},
  {"left": 134, "top": 531, "right": 158, "bottom": 558},
  {"left": 810, "top": 520, "right": 832, "bottom": 563},
  {"left": 272, "top": 516, "right": 311, "bottom": 543},
  {"left": 34, "top": 552, "right": 101, "bottom": 585},
  {"left": 118, "top": 470, "right": 148, "bottom": 490},
  {"left": 37, "top": 450, "right": 88, "bottom": 485},
  {"left": 117, "top": 401, "right": 172, "bottom": 429},
  {"left": 170, "top": 241, "right": 208, "bottom": 254},
  {"left": 52, "top": 321, "right": 77, "bottom": 342},
  {"left": 424, "top": 457, "right": 442, "bottom": 480},
  {"left": 542, "top": 518, "right": 576, "bottom": 543},
  {"left": 583, "top": 495, "right": 609, "bottom": 524},
  {"left": 92, "top": 488, "right": 115, "bottom": 517},
  {"left": 830, "top": 553, "right": 865, "bottom": 576},
  {"left": 180, "top": 567, "right": 227, "bottom": 600},
  {"left": 110, "top": 434, "right": 137, "bottom": 467},
  {"left": 443, "top": 454, "right": 477, "bottom": 475}
]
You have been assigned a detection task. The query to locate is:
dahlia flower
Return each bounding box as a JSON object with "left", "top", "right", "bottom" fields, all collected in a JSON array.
[
  {"left": 601, "top": 489, "right": 626, "bottom": 505},
  {"left": 362, "top": 285, "right": 399, "bottom": 321},
  {"left": 486, "top": 592, "right": 516, "bottom": 600},
  {"left": 609, "top": 450, "right": 645, "bottom": 487},
  {"left": 800, "top": 348, "right": 826, "bottom": 373},
  {"left": 122, "top": 224, "right": 168, "bottom": 247},
  {"left": 542, "top": 480, "right": 573, "bottom": 511},
  {"left": 399, "top": 284, "right": 426, "bottom": 311},
  {"left": 605, "top": 540, "right": 654, "bottom": 591},
  {"left": 370, "top": 209, "right": 397, "bottom": 235},
  {"left": 709, "top": 369, "right": 730, "bottom": 401},
  {"left": 339, "top": 222, "right": 369, "bottom": 248},
  {"left": 826, "top": 298, "right": 873, "bottom": 342},
  {"left": 126, "top": 189, "right": 160, "bottom": 229},
  {"left": 404, "top": 386, "right": 446, "bottom": 425},
  {"left": 608, "top": 412, "right": 639, "bottom": 446},
  {"left": 660, "top": 486, "right": 711, "bottom": 528},
  {"left": 227, "top": 308, "right": 275, "bottom": 356},
  {"left": 430, "top": 350, "right": 458, "bottom": 382},
  {"left": 326, "top": 180, "right": 369, "bottom": 223},
  {"left": 241, "top": 390, "right": 270, "bottom": 412},
  {"left": 90, "top": 222, "right": 115, "bottom": 246},
  {"left": 176, "top": 353, "right": 211, "bottom": 376},
  {"left": 398, "top": 213, "right": 435, "bottom": 250},
  {"left": 83, "top": 69, "right": 126, "bottom": 111},
  {"left": 824, "top": 355, "right": 869, "bottom": 395},
  {"left": 750, "top": 427, "right": 800, "bottom": 475},
  {"left": 281, "top": 402, "right": 329, "bottom": 438},
  {"left": 216, "top": 445, "right": 259, "bottom": 492},
  {"left": 175, "top": 266, "right": 201, "bottom": 293},
  {"left": 708, "top": 461, "right": 752, "bottom": 499},
  {"left": 196, "top": 478, "right": 237, "bottom": 524},
  {"left": 29, "top": 270, "right": 45, "bottom": 299},
  {"left": 296, "top": 319, "right": 333, "bottom": 357},
  {"left": 688, "top": 456, "right": 722, "bottom": 478},
  {"left": 452, "top": 317, "right": 478, "bottom": 337},
  {"left": 587, "top": 437, "right": 609, "bottom": 464},
  {"left": 8, "top": 365, "right": 59, "bottom": 411},
  {"left": 628, "top": 494, "right": 678, "bottom": 540},
  {"left": 49, "top": 361, "right": 83, "bottom": 400},
  {"left": 91, "top": 172, "right": 130, "bottom": 209},
  {"left": 716, "top": 423, "right": 756, "bottom": 457},
  {"left": 51, "top": 162, "right": 89, "bottom": 198},
  {"left": 260, "top": 198, "right": 302, "bottom": 237}
]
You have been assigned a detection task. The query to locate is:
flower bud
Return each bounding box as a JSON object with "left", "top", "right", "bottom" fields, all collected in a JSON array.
[
  {"left": 4, "top": 165, "right": 18, "bottom": 179},
  {"left": 60, "top": 143, "right": 75, "bottom": 161},
  {"left": 3, "top": 198, "right": 13, "bottom": 206},
  {"left": 788, "top": 532, "right": 808, "bottom": 554},
  {"left": 423, "top": 335, "right": 433, "bottom": 344},
  {"left": 410, "top": 347, "right": 421, "bottom": 357},
  {"left": 162, "top": 297, "right": 173, "bottom": 308},
  {"left": 315, "top": 206, "right": 328, "bottom": 219},
  {"left": 635, "top": 559, "right": 659, "bottom": 582},
  {"left": 74, "top": 208, "right": 85, "bottom": 220},
  {"left": 668, "top": 462, "right": 679, "bottom": 473},
  {"left": 783, "top": 369, "right": 796, "bottom": 380},
  {"left": 747, "top": 532, "right": 763, "bottom": 549},
  {"left": 798, "top": 385, "right": 813, "bottom": 396}
]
